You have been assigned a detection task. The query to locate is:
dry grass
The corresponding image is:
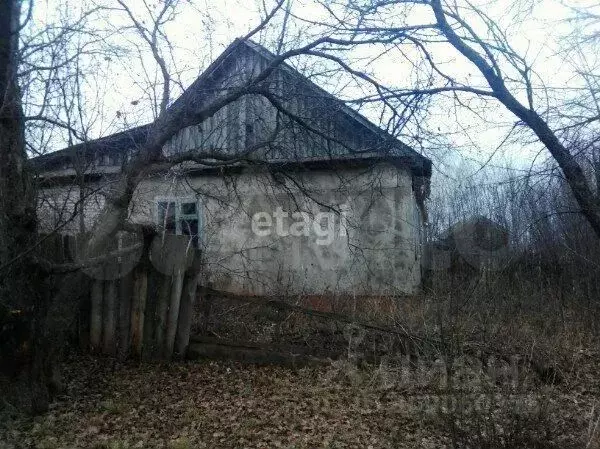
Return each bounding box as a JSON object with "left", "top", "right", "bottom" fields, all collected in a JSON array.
[{"left": 2, "top": 274, "right": 600, "bottom": 448}]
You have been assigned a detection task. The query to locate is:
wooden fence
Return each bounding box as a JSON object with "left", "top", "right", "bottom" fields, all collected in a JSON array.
[
  {"left": 41, "top": 232, "right": 202, "bottom": 360},
  {"left": 37, "top": 233, "right": 561, "bottom": 382}
]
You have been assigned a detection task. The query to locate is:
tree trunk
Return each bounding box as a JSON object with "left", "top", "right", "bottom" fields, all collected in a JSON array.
[
  {"left": 0, "top": 0, "right": 52, "bottom": 414},
  {"left": 30, "top": 271, "right": 89, "bottom": 414},
  {"left": 0, "top": 0, "right": 35, "bottom": 302},
  {"left": 0, "top": 0, "right": 31, "bottom": 277},
  {"left": 432, "top": 0, "right": 600, "bottom": 239}
]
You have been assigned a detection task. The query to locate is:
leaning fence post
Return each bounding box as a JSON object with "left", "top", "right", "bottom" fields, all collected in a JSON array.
[
  {"left": 175, "top": 251, "right": 202, "bottom": 358},
  {"left": 164, "top": 267, "right": 184, "bottom": 359},
  {"left": 149, "top": 234, "right": 193, "bottom": 359}
]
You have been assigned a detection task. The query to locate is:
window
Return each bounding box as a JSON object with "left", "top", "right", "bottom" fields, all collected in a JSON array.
[{"left": 156, "top": 198, "right": 202, "bottom": 248}]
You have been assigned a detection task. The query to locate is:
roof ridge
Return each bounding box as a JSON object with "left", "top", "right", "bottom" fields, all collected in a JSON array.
[{"left": 33, "top": 38, "right": 431, "bottom": 177}]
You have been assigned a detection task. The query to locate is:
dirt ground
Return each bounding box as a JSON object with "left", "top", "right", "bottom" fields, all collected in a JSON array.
[{"left": 1, "top": 353, "right": 599, "bottom": 449}]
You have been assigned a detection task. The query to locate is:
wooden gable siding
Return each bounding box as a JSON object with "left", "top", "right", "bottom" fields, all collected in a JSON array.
[{"left": 163, "top": 44, "right": 378, "bottom": 162}]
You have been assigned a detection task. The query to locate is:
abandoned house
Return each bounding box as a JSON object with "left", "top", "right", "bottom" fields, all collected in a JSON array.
[{"left": 33, "top": 39, "right": 432, "bottom": 296}]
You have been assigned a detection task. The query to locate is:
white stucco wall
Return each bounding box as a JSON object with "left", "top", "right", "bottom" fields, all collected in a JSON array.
[
  {"left": 37, "top": 163, "right": 423, "bottom": 295},
  {"left": 137, "top": 163, "right": 421, "bottom": 295}
]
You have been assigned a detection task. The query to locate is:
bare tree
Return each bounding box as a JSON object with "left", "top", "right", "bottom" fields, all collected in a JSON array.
[
  {"left": 0, "top": 0, "right": 33, "bottom": 301},
  {"left": 0, "top": 0, "right": 285, "bottom": 412},
  {"left": 2, "top": 0, "right": 386, "bottom": 413},
  {"left": 108, "top": 0, "right": 181, "bottom": 117},
  {"left": 278, "top": 0, "right": 600, "bottom": 238}
]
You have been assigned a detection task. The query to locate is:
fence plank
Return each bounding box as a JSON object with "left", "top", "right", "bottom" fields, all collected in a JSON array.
[
  {"left": 155, "top": 274, "right": 171, "bottom": 357},
  {"left": 142, "top": 270, "right": 160, "bottom": 359},
  {"left": 102, "top": 280, "right": 117, "bottom": 355},
  {"left": 118, "top": 271, "right": 133, "bottom": 360},
  {"left": 130, "top": 268, "right": 148, "bottom": 357},
  {"left": 175, "top": 270, "right": 201, "bottom": 358},
  {"left": 89, "top": 279, "right": 103, "bottom": 352}
]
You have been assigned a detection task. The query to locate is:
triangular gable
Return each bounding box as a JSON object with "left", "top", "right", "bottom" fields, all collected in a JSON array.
[{"left": 33, "top": 39, "right": 431, "bottom": 179}]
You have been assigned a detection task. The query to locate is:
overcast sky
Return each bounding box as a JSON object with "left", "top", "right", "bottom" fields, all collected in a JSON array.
[{"left": 28, "top": 0, "right": 600, "bottom": 183}]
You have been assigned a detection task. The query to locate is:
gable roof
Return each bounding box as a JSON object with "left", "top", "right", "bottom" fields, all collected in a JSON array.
[{"left": 32, "top": 39, "right": 432, "bottom": 179}]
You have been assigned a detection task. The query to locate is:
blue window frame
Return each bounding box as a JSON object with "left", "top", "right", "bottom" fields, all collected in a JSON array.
[{"left": 156, "top": 197, "right": 203, "bottom": 248}]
